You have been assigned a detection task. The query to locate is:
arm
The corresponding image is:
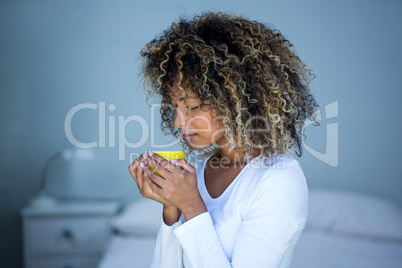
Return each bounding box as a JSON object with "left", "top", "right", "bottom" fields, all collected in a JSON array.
[
  {"left": 128, "top": 151, "right": 184, "bottom": 267},
  {"left": 142, "top": 152, "right": 307, "bottom": 267},
  {"left": 149, "top": 206, "right": 184, "bottom": 268},
  {"left": 173, "top": 171, "right": 308, "bottom": 268},
  {"left": 163, "top": 205, "right": 181, "bottom": 226},
  {"left": 231, "top": 175, "right": 307, "bottom": 267}
]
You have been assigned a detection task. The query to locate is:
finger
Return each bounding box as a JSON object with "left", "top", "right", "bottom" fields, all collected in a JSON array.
[
  {"left": 130, "top": 150, "right": 152, "bottom": 172},
  {"left": 136, "top": 167, "right": 144, "bottom": 190},
  {"left": 128, "top": 151, "right": 148, "bottom": 187},
  {"left": 128, "top": 159, "right": 139, "bottom": 169},
  {"left": 143, "top": 156, "right": 176, "bottom": 179},
  {"left": 170, "top": 158, "right": 196, "bottom": 174},
  {"left": 141, "top": 161, "right": 169, "bottom": 189},
  {"left": 128, "top": 152, "right": 147, "bottom": 171},
  {"left": 144, "top": 174, "right": 164, "bottom": 197},
  {"left": 128, "top": 157, "right": 142, "bottom": 177},
  {"left": 128, "top": 164, "right": 139, "bottom": 183},
  {"left": 128, "top": 164, "right": 142, "bottom": 191}
]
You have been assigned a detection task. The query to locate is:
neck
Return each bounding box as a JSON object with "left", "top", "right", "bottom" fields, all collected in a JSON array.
[
  {"left": 215, "top": 147, "right": 260, "bottom": 166},
  {"left": 213, "top": 135, "right": 260, "bottom": 166}
]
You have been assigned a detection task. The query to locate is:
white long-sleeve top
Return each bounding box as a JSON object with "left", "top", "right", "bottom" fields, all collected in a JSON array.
[{"left": 149, "top": 153, "right": 308, "bottom": 268}]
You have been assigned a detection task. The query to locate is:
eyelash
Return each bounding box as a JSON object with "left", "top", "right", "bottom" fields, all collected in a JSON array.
[
  {"left": 189, "top": 105, "right": 200, "bottom": 110},
  {"left": 172, "top": 104, "right": 200, "bottom": 111}
]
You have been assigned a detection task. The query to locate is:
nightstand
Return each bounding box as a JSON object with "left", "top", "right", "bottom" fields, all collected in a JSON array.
[{"left": 21, "top": 199, "right": 120, "bottom": 268}]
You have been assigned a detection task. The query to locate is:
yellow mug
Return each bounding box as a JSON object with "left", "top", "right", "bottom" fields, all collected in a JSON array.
[{"left": 149, "top": 151, "right": 185, "bottom": 177}]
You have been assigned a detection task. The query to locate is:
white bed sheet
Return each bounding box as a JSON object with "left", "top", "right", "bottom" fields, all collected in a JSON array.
[
  {"left": 99, "top": 235, "right": 156, "bottom": 268},
  {"left": 100, "top": 188, "right": 402, "bottom": 268},
  {"left": 292, "top": 229, "right": 402, "bottom": 268},
  {"left": 100, "top": 229, "right": 402, "bottom": 268}
]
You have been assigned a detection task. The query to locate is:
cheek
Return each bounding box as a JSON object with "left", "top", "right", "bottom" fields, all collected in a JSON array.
[
  {"left": 198, "top": 119, "right": 223, "bottom": 138},
  {"left": 187, "top": 114, "right": 211, "bottom": 129}
]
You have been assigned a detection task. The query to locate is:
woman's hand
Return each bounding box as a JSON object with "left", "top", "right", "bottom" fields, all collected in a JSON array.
[
  {"left": 128, "top": 151, "right": 172, "bottom": 208},
  {"left": 140, "top": 151, "right": 207, "bottom": 221}
]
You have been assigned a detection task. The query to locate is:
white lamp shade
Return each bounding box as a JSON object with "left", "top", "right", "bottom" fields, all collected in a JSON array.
[{"left": 44, "top": 148, "right": 134, "bottom": 200}]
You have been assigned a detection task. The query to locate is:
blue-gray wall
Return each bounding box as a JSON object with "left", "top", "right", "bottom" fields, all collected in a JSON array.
[{"left": 1, "top": 0, "right": 401, "bottom": 267}]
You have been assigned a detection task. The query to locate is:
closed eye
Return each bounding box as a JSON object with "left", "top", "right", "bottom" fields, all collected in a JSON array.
[
  {"left": 189, "top": 105, "right": 200, "bottom": 110},
  {"left": 172, "top": 104, "right": 200, "bottom": 110}
]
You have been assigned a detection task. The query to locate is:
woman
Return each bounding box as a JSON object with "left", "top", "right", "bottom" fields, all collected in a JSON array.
[{"left": 129, "top": 11, "right": 319, "bottom": 267}]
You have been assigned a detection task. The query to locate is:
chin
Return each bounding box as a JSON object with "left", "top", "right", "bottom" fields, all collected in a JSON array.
[{"left": 186, "top": 141, "right": 211, "bottom": 150}]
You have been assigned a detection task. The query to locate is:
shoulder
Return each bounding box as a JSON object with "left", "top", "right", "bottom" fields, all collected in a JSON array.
[
  {"left": 242, "top": 154, "right": 308, "bottom": 222},
  {"left": 243, "top": 153, "right": 306, "bottom": 188},
  {"left": 255, "top": 154, "right": 307, "bottom": 198}
]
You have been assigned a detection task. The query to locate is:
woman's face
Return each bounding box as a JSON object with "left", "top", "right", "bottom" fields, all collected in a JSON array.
[{"left": 170, "top": 84, "right": 227, "bottom": 150}]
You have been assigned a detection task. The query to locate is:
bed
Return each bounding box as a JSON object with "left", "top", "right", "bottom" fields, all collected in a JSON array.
[{"left": 99, "top": 188, "right": 402, "bottom": 267}]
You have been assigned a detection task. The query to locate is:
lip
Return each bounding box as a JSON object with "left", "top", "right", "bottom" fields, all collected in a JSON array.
[{"left": 182, "top": 134, "right": 197, "bottom": 141}]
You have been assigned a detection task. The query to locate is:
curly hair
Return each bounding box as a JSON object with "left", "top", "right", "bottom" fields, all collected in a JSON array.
[{"left": 140, "top": 11, "right": 319, "bottom": 161}]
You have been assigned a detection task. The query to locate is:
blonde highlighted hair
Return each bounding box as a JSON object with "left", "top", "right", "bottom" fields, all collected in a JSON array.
[{"left": 140, "top": 11, "right": 319, "bottom": 161}]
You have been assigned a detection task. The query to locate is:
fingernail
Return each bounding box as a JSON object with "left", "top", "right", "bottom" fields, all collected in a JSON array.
[
  {"left": 148, "top": 150, "right": 154, "bottom": 156},
  {"left": 171, "top": 159, "right": 177, "bottom": 164},
  {"left": 143, "top": 151, "right": 148, "bottom": 159},
  {"left": 140, "top": 162, "right": 145, "bottom": 168}
]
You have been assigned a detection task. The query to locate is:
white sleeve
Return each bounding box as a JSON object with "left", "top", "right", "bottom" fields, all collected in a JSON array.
[
  {"left": 148, "top": 216, "right": 184, "bottom": 268},
  {"left": 173, "top": 171, "right": 308, "bottom": 268}
]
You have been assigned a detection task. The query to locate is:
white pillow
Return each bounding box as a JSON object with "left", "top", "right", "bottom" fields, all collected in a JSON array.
[
  {"left": 306, "top": 188, "right": 402, "bottom": 241},
  {"left": 112, "top": 198, "right": 163, "bottom": 237}
]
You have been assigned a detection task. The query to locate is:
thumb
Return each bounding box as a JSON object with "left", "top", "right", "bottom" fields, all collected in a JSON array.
[{"left": 171, "top": 158, "right": 196, "bottom": 174}]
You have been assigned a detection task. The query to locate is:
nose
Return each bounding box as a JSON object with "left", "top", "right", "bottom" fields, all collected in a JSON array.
[{"left": 174, "top": 107, "right": 187, "bottom": 129}]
